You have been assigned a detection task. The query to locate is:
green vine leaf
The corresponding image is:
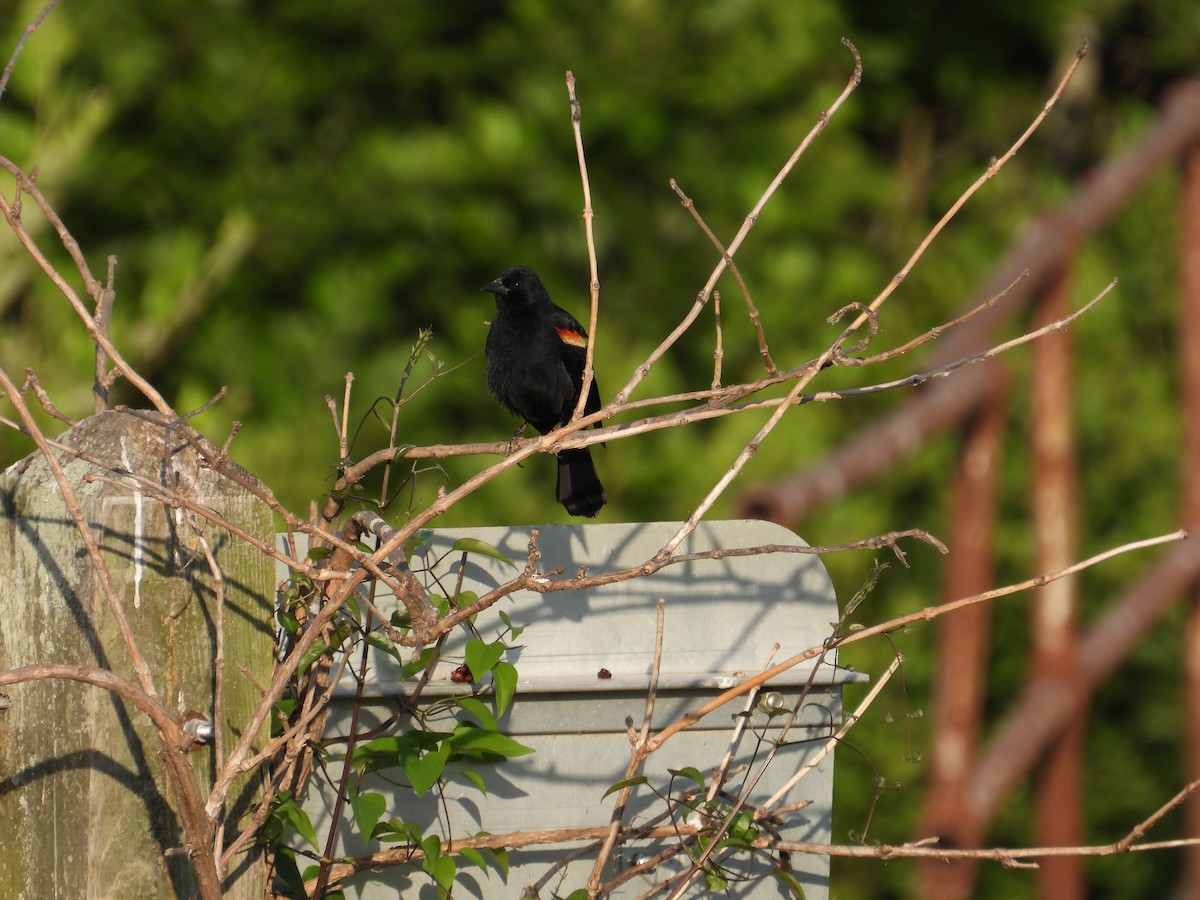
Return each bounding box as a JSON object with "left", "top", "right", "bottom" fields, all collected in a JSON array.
[
  {"left": 350, "top": 790, "right": 387, "bottom": 841},
  {"left": 464, "top": 637, "right": 505, "bottom": 677},
  {"left": 493, "top": 660, "right": 518, "bottom": 717},
  {"left": 451, "top": 536, "right": 517, "bottom": 568},
  {"left": 455, "top": 695, "right": 498, "bottom": 731},
  {"left": 602, "top": 775, "right": 649, "bottom": 798},
  {"left": 449, "top": 723, "right": 534, "bottom": 760}
]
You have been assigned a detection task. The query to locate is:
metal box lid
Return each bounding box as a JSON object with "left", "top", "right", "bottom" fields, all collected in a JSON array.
[{"left": 352, "top": 519, "right": 859, "bottom": 698}]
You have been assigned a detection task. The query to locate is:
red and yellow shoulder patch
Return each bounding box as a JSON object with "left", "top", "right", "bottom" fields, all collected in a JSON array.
[{"left": 555, "top": 327, "right": 587, "bottom": 348}]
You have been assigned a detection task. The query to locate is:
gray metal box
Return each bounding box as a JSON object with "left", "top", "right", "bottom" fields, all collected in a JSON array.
[{"left": 292, "top": 520, "right": 856, "bottom": 898}]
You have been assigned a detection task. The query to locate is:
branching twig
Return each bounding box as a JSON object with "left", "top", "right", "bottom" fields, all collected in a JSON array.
[
  {"left": 844, "top": 39, "right": 1089, "bottom": 333},
  {"left": 641, "top": 529, "right": 1185, "bottom": 753},
  {"left": 670, "top": 179, "right": 776, "bottom": 375},
  {"left": 0, "top": 159, "right": 174, "bottom": 413},
  {"left": 612, "top": 38, "right": 862, "bottom": 407}
]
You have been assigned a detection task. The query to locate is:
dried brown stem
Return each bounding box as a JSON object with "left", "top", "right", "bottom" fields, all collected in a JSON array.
[
  {"left": 22, "top": 367, "right": 74, "bottom": 424},
  {"left": 845, "top": 39, "right": 1088, "bottom": 333},
  {"left": 0, "top": 159, "right": 174, "bottom": 413},
  {"left": 642, "top": 530, "right": 1184, "bottom": 754},
  {"left": 670, "top": 179, "right": 777, "bottom": 375},
  {"left": 0, "top": 0, "right": 59, "bottom": 104},
  {"left": 612, "top": 38, "right": 861, "bottom": 407},
  {"left": 566, "top": 71, "right": 602, "bottom": 422},
  {"left": 587, "top": 599, "right": 667, "bottom": 894}
]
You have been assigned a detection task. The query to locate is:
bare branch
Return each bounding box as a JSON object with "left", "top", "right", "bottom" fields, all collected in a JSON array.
[
  {"left": 670, "top": 178, "right": 777, "bottom": 375},
  {"left": 566, "top": 71, "right": 602, "bottom": 422},
  {"left": 0, "top": 0, "right": 59, "bottom": 105},
  {"left": 612, "top": 38, "right": 862, "bottom": 406},
  {"left": 587, "top": 599, "right": 667, "bottom": 891}
]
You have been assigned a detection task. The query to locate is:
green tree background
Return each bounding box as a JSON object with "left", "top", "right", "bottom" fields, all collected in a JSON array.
[{"left": 1, "top": 1, "right": 1196, "bottom": 896}]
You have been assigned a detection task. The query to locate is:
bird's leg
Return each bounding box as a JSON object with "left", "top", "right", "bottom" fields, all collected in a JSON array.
[{"left": 505, "top": 422, "right": 530, "bottom": 456}]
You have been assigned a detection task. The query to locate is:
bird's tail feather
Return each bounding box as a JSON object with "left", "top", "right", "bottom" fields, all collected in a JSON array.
[{"left": 557, "top": 449, "right": 606, "bottom": 517}]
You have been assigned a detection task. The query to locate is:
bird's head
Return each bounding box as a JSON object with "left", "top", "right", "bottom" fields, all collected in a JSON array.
[{"left": 482, "top": 266, "right": 546, "bottom": 307}]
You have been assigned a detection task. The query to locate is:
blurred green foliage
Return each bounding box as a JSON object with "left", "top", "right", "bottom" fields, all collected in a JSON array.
[{"left": 2, "top": 1, "right": 1197, "bottom": 896}]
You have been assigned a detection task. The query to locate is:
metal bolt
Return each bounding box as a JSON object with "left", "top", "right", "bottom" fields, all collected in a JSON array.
[
  {"left": 758, "top": 691, "right": 785, "bottom": 712},
  {"left": 181, "top": 713, "right": 214, "bottom": 746}
]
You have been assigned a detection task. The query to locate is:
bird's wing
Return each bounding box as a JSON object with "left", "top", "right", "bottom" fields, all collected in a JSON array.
[{"left": 549, "top": 305, "right": 602, "bottom": 420}]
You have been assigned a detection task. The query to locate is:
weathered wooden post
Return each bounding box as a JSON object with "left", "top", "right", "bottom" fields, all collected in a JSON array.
[{"left": 0, "top": 410, "right": 274, "bottom": 898}]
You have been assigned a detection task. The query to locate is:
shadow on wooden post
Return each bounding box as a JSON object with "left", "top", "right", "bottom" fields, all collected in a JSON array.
[{"left": 0, "top": 410, "right": 274, "bottom": 899}]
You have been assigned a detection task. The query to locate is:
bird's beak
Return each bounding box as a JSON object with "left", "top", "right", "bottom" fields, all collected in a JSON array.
[{"left": 482, "top": 278, "right": 507, "bottom": 296}]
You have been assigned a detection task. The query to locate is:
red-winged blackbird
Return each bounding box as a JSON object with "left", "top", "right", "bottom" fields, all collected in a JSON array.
[{"left": 482, "top": 266, "right": 606, "bottom": 517}]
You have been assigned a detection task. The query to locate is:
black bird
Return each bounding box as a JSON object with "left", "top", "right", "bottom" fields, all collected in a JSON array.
[{"left": 482, "top": 266, "right": 606, "bottom": 517}]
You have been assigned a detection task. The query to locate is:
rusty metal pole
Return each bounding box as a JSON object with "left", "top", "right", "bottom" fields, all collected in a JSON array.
[
  {"left": 1179, "top": 142, "right": 1200, "bottom": 899},
  {"left": 1030, "top": 260, "right": 1084, "bottom": 899},
  {"left": 919, "top": 370, "right": 1008, "bottom": 900}
]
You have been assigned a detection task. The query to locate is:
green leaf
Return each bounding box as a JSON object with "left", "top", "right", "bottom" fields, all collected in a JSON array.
[
  {"left": 352, "top": 735, "right": 408, "bottom": 771},
  {"left": 403, "top": 530, "right": 433, "bottom": 560},
  {"left": 451, "top": 537, "right": 516, "bottom": 568},
  {"left": 272, "top": 792, "right": 319, "bottom": 850},
  {"left": 401, "top": 647, "right": 437, "bottom": 679},
  {"left": 492, "top": 660, "right": 518, "bottom": 717},
  {"left": 460, "top": 768, "right": 488, "bottom": 795},
  {"left": 669, "top": 766, "right": 707, "bottom": 791},
  {"left": 498, "top": 610, "right": 525, "bottom": 640},
  {"left": 422, "top": 835, "right": 457, "bottom": 894},
  {"left": 405, "top": 741, "right": 451, "bottom": 796},
  {"left": 453, "top": 589, "right": 479, "bottom": 610},
  {"left": 486, "top": 846, "right": 510, "bottom": 878},
  {"left": 704, "top": 867, "right": 729, "bottom": 892},
  {"left": 457, "top": 846, "right": 488, "bottom": 872},
  {"left": 728, "top": 810, "right": 759, "bottom": 843},
  {"left": 773, "top": 865, "right": 807, "bottom": 899},
  {"left": 271, "top": 696, "right": 296, "bottom": 737},
  {"left": 365, "top": 629, "right": 404, "bottom": 663},
  {"left": 277, "top": 609, "right": 299, "bottom": 635},
  {"left": 374, "top": 818, "right": 423, "bottom": 845},
  {"left": 464, "top": 638, "right": 505, "bottom": 678},
  {"left": 350, "top": 790, "right": 387, "bottom": 841},
  {"left": 297, "top": 640, "right": 330, "bottom": 676},
  {"left": 307, "top": 546, "right": 335, "bottom": 561},
  {"left": 455, "top": 696, "right": 498, "bottom": 731},
  {"left": 273, "top": 846, "right": 305, "bottom": 895},
  {"left": 602, "top": 775, "right": 649, "bottom": 799},
  {"left": 449, "top": 723, "right": 534, "bottom": 759}
]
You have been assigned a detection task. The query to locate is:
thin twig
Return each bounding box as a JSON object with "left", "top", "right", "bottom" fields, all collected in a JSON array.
[
  {"left": 708, "top": 644, "right": 780, "bottom": 804},
  {"left": 844, "top": 39, "right": 1089, "bottom": 333},
  {"left": 22, "top": 368, "right": 74, "bottom": 424},
  {"left": 759, "top": 656, "right": 902, "bottom": 812},
  {"left": 93, "top": 255, "right": 117, "bottom": 412},
  {"left": 194, "top": 533, "right": 228, "bottom": 878},
  {"left": 566, "top": 71, "right": 602, "bottom": 422},
  {"left": 642, "top": 529, "right": 1185, "bottom": 753},
  {"left": 0, "top": 159, "right": 174, "bottom": 413},
  {"left": 612, "top": 38, "right": 861, "bottom": 406},
  {"left": 835, "top": 270, "right": 1030, "bottom": 366},
  {"left": 0, "top": 0, "right": 59, "bottom": 104},
  {"left": 587, "top": 599, "right": 668, "bottom": 894},
  {"left": 670, "top": 179, "right": 776, "bottom": 375},
  {"left": 711, "top": 289, "right": 724, "bottom": 389}
]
